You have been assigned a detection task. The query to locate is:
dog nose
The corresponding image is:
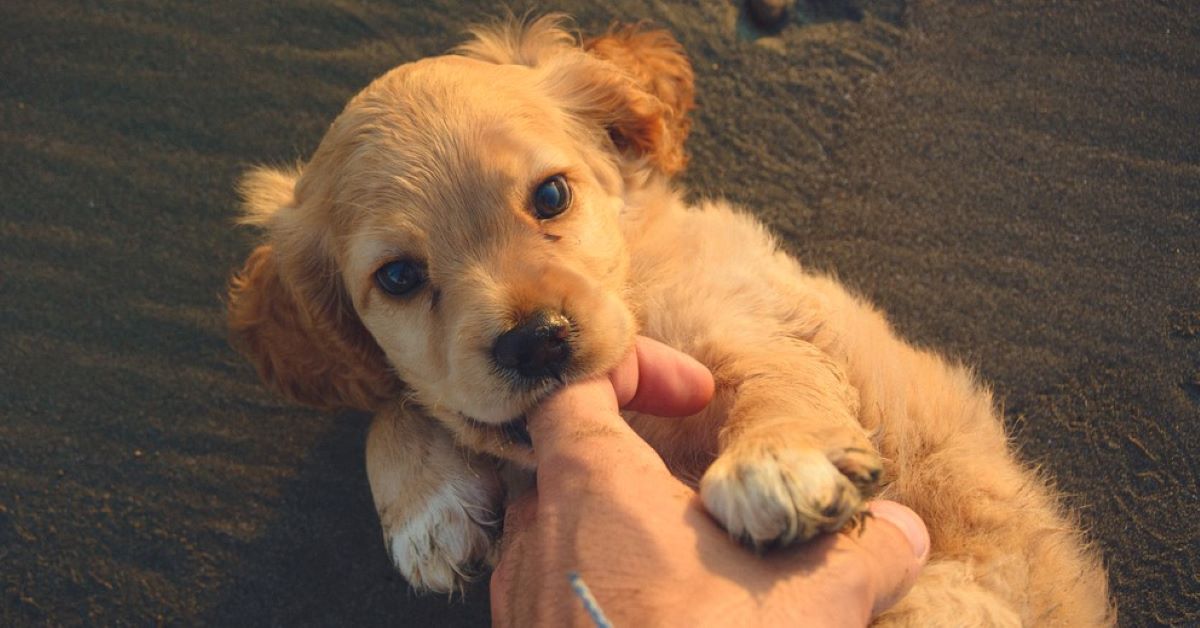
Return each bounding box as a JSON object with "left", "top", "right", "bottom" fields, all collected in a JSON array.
[{"left": 492, "top": 310, "right": 572, "bottom": 379}]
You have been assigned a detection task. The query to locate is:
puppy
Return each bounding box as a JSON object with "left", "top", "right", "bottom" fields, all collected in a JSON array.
[{"left": 227, "top": 16, "right": 1113, "bottom": 626}]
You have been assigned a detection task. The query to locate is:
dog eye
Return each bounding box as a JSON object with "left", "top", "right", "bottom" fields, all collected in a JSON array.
[
  {"left": 374, "top": 259, "right": 427, "bottom": 297},
  {"left": 532, "top": 175, "right": 571, "bottom": 219}
]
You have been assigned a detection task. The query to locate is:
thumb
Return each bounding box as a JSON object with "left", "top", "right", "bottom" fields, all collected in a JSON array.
[
  {"left": 859, "top": 501, "right": 930, "bottom": 615},
  {"left": 610, "top": 336, "right": 714, "bottom": 417}
]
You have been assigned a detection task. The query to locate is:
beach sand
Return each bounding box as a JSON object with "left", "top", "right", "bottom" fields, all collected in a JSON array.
[{"left": 2, "top": 0, "right": 1196, "bottom": 624}]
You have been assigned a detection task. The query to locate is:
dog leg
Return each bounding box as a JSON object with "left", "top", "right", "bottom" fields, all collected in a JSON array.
[
  {"left": 873, "top": 559, "right": 1022, "bottom": 627},
  {"left": 366, "top": 404, "right": 502, "bottom": 593},
  {"left": 697, "top": 338, "right": 881, "bottom": 547},
  {"left": 829, "top": 297, "right": 1114, "bottom": 626}
]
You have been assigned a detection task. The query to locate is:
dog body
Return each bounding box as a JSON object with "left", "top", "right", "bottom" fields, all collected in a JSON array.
[{"left": 228, "top": 17, "right": 1111, "bottom": 626}]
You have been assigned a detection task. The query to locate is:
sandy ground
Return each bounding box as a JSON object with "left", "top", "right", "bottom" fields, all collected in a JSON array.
[{"left": 2, "top": 0, "right": 1196, "bottom": 624}]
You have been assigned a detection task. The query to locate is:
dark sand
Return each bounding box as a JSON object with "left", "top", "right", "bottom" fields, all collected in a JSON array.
[{"left": 2, "top": 0, "right": 1196, "bottom": 624}]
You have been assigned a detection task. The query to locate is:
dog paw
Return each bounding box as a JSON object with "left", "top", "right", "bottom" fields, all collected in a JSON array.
[
  {"left": 699, "top": 445, "right": 882, "bottom": 547},
  {"left": 384, "top": 480, "right": 499, "bottom": 593}
]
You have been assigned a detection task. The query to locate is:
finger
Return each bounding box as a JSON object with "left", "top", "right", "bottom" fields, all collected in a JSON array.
[
  {"left": 489, "top": 558, "right": 512, "bottom": 628},
  {"left": 491, "top": 495, "right": 538, "bottom": 628},
  {"left": 529, "top": 336, "right": 712, "bottom": 450},
  {"left": 611, "top": 336, "right": 714, "bottom": 417},
  {"left": 527, "top": 374, "right": 651, "bottom": 476},
  {"left": 860, "top": 501, "right": 930, "bottom": 615},
  {"left": 500, "top": 492, "right": 539, "bottom": 539},
  {"left": 543, "top": 336, "right": 713, "bottom": 419},
  {"left": 494, "top": 493, "right": 538, "bottom": 596},
  {"left": 526, "top": 336, "right": 712, "bottom": 491}
]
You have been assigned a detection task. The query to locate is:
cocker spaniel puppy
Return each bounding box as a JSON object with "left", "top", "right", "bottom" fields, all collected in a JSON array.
[{"left": 228, "top": 15, "right": 1112, "bottom": 626}]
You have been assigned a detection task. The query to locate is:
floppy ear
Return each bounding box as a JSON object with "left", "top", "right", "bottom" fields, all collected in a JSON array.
[
  {"left": 584, "top": 25, "right": 695, "bottom": 172},
  {"left": 458, "top": 14, "right": 694, "bottom": 175},
  {"left": 228, "top": 167, "right": 398, "bottom": 411}
]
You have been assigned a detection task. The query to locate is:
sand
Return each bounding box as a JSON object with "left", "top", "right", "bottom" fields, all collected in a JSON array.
[{"left": 2, "top": 0, "right": 1196, "bottom": 624}]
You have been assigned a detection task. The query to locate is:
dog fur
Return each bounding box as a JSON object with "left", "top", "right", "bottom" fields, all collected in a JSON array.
[{"left": 227, "top": 15, "right": 1113, "bottom": 626}]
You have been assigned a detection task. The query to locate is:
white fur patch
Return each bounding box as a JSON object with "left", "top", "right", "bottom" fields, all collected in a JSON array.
[
  {"left": 387, "top": 476, "right": 498, "bottom": 593},
  {"left": 700, "top": 447, "right": 862, "bottom": 547}
]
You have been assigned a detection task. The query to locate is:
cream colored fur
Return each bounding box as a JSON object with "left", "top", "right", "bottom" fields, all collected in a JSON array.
[{"left": 227, "top": 15, "right": 1113, "bottom": 626}]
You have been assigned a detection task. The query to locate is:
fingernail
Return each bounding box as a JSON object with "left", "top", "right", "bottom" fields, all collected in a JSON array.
[{"left": 869, "top": 501, "right": 930, "bottom": 562}]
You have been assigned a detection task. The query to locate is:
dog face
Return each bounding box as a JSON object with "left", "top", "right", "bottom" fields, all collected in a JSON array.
[
  {"left": 333, "top": 54, "right": 638, "bottom": 456},
  {"left": 228, "top": 17, "right": 694, "bottom": 464}
]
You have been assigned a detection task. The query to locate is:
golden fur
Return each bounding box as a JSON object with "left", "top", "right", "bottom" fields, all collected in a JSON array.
[{"left": 227, "top": 15, "right": 1112, "bottom": 625}]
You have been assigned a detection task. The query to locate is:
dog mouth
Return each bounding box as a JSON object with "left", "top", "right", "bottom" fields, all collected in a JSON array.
[
  {"left": 462, "top": 413, "right": 532, "bottom": 447},
  {"left": 500, "top": 416, "right": 532, "bottom": 446},
  {"left": 456, "top": 322, "right": 628, "bottom": 454},
  {"left": 463, "top": 367, "right": 572, "bottom": 449}
]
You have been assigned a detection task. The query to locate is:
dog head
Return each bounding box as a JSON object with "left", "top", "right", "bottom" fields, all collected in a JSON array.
[{"left": 228, "top": 16, "right": 694, "bottom": 465}]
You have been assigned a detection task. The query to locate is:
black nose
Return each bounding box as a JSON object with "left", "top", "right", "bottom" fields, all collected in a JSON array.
[{"left": 492, "top": 310, "right": 572, "bottom": 379}]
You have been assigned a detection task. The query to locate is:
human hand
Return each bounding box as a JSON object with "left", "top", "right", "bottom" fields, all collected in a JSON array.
[{"left": 490, "top": 336, "right": 929, "bottom": 627}]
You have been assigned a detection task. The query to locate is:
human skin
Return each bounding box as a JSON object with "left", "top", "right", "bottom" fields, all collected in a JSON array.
[{"left": 490, "top": 337, "right": 930, "bottom": 627}]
